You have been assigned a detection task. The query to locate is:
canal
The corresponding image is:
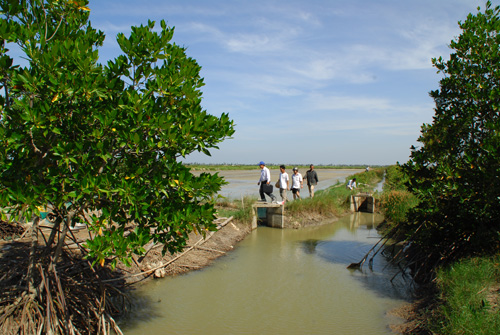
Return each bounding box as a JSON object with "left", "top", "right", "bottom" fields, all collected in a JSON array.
[{"left": 121, "top": 211, "right": 411, "bottom": 334}]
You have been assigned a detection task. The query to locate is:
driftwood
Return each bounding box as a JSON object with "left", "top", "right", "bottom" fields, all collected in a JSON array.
[
  {"left": 194, "top": 245, "right": 226, "bottom": 254},
  {"left": 347, "top": 227, "right": 396, "bottom": 270}
]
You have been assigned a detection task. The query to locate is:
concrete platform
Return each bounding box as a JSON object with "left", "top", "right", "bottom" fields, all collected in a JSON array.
[{"left": 251, "top": 202, "right": 284, "bottom": 229}]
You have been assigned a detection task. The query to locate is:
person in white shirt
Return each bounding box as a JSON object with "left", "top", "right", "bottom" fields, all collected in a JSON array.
[
  {"left": 290, "top": 167, "right": 303, "bottom": 200},
  {"left": 278, "top": 165, "right": 289, "bottom": 203},
  {"left": 347, "top": 178, "right": 357, "bottom": 190},
  {"left": 257, "top": 161, "right": 277, "bottom": 202}
]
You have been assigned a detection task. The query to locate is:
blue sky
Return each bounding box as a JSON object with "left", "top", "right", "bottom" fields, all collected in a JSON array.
[{"left": 89, "top": 0, "right": 486, "bottom": 166}]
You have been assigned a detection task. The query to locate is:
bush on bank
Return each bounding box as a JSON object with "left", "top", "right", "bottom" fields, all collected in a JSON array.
[
  {"left": 399, "top": 2, "right": 500, "bottom": 282},
  {"left": 379, "top": 165, "right": 419, "bottom": 227},
  {"left": 380, "top": 4, "right": 500, "bottom": 333},
  {"left": 380, "top": 166, "right": 500, "bottom": 334}
]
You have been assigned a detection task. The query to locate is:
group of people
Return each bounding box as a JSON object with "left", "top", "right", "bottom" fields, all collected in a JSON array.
[{"left": 257, "top": 161, "right": 319, "bottom": 203}]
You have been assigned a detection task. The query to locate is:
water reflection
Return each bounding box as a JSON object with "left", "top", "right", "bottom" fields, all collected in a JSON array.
[
  {"left": 302, "top": 239, "right": 321, "bottom": 254},
  {"left": 299, "top": 212, "right": 413, "bottom": 301}
]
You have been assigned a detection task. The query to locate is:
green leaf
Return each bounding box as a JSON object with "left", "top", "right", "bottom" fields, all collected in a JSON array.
[{"left": 0, "top": 8, "right": 234, "bottom": 270}]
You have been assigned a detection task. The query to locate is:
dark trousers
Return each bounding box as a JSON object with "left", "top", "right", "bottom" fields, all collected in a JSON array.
[{"left": 259, "top": 180, "right": 276, "bottom": 201}]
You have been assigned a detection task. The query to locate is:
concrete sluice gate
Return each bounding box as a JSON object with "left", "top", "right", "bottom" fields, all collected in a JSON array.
[
  {"left": 350, "top": 193, "right": 375, "bottom": 213},
  {"left": 251, "top": 203, "right": 284, "bottom": 229}
]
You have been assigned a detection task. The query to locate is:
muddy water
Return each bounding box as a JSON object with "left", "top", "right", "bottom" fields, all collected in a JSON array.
[
  {"left": 204, "top": 168, "right": 364, "bottom": 199},
  {"left": 121, "top": 212, "right": 411, "bottom": 334}
]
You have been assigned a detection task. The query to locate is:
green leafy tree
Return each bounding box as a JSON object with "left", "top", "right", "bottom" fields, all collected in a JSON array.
[
  {"left": 401, "top": 1, "right": 500, "bottom": 282},
  {"left": 0, "top": 0, "right": 233, "bottom": 333}
]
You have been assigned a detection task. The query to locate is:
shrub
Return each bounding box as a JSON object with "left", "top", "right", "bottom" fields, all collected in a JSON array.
[{"left": 380, "top": 190, "right": 419, "bottom": 225}]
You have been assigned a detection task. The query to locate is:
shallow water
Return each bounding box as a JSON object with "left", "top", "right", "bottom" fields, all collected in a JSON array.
[
  {"left": 204, "top": 168, "right": 364, "bottom": 199},
  {"left": 121, "top": 212, "right": 412, "bottom": 334}
]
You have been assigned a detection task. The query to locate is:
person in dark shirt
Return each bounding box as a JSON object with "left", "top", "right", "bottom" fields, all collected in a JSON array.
[{"left": 304, "top": 164, "right": 319, "bottom": 198}]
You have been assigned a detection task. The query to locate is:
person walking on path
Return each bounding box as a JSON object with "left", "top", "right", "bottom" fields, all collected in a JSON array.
[
  {"left": 290, "top": 167, "right": 303, "bottom": 200},
  {"left": 278, "top": 165, "right": 289, "bottom": 203},
  {"left": 257, "top": 161, "right": 277, "bottom": 202},
  {"left": 304, "top": 164, "right": 319, "bottom": 198}
]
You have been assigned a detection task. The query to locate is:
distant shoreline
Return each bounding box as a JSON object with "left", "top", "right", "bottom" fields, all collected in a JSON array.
[{"left": 186, "top": 164, "right": 388, "bottom": 171}]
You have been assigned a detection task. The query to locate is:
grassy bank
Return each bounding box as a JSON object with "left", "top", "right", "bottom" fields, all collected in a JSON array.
[
  {"left": 429, "top": 255, "right": 500, "bottom": 334},
  {"left": 216, "top": 196, "right": 255, "bottom": 222}
]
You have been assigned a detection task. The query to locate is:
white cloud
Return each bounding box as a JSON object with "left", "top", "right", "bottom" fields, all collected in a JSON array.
[
  {"left": 308, "top": 94, "right": 392, "bottom": 112},
  {"left": 226, "top": 34, "right": 276, "bottom": 53},
  {"left": 94, "top": 22, "right": 132, "bottom": 34},
  {"left": 85, "top": 0, "right": 483, "bottom": 165}
]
